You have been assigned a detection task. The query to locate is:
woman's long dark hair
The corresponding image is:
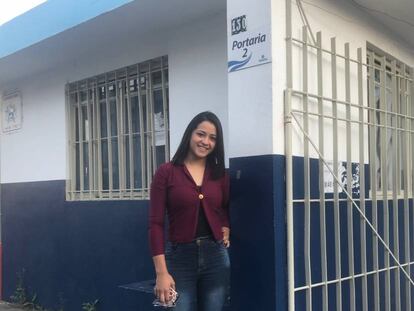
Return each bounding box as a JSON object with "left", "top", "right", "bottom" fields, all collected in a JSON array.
[{"left": 172, "top": 111, "right": 225, "bottom": 179}]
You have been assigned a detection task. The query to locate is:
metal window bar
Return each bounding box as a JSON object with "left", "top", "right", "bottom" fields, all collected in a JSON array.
[
  {"left": 116, "top": 72, "right": 122, "bottom": 198},
  {"left": 90, "top": 80, "right": 98, "bottom": 199},
  {"left": 104, "top": 74, "right": 113, "bottom": 198},
  {"left": 138, "top": 63, "right": 147, "bottom": 197},
  {"left": 65, "top": 85, "right": 73, "bottom": 200},
  {"left": 148, "top": 61, "right": 156, "bottom": 180},
  {"left": 331, "top": 36, "right": 342, "bottom": 311},
  {"left": 66, "top": 57, "right": 169, "bottom": 200},
  {"left": 125, "top": 68, "right": 134, "bottom": 199},
  {"left": 77, "top": 87, "right": 84, "bottom": 199},
  {"left": 96, "top": 81, "right": 103, "bottom": 199},
  {"left": 285, "top": 19, "right": 414, "bottom": 311},
  {"left": 161, "top": 57, "right": 170, "bottom": 163}
]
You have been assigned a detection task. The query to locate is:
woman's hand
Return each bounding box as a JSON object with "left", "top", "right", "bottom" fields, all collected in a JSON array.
[
  {"left": 155, "top": 272, "right": 175, "bottom": 303},
  {"left": 222, "top": 226, "right": 230, "bottom": 248}
]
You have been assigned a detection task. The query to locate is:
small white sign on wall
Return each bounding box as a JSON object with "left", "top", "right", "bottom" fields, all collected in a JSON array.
[
  {"left": 2, "top": 92, "right": 23, "bottom": 133},
  {"left": 227, "top": 14, "right": 271, "bottom": 72}
]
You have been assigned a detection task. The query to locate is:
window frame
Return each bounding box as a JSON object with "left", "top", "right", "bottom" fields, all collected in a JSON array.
[
  {"left": 367, "top": 47, "right": 413, "bottom": 198},
  {"left": 66, "top": 56, "right": 169, "bottom": 200}
]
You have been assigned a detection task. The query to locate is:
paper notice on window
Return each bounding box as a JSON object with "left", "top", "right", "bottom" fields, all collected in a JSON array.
[
  {"left": 324, "top": 161, "right": 346, "bottom": 193},
  {"left": 154, "top": 112, "right": 165, "bottom": 146}
]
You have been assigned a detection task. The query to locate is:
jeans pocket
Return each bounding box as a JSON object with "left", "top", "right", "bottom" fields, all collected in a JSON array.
[{"left": 214, "top": 239, "right": 226, "bottom": 249}]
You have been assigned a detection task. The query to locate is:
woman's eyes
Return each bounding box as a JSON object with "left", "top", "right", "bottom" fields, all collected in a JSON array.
[{"left": 196, "top": 132, "right": 216, "bottom": 141}]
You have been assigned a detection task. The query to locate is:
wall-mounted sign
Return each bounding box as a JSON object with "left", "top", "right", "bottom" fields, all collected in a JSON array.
[
  {"left": 323, "top": 161, "right": 360, "bottom": 195},
  {"left": 2, "top": 92, "right": 22, "bottom": 133},
  {"left": 228, "top": 14, "right": 271, "bottom": 72}
]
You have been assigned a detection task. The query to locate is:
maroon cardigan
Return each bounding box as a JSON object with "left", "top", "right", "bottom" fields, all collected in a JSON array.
[{"left": 148, "top": 162, "right": 230, "bottom": 256}]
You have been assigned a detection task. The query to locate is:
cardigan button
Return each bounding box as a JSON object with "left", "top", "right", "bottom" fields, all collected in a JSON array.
[{"left": 198, "top": 194, "right": 204, "bottom": 200}]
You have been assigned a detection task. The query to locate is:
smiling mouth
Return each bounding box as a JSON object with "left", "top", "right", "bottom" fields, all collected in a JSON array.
[{"left": 197, "top": 145, "right": 209, "bottom": 151}]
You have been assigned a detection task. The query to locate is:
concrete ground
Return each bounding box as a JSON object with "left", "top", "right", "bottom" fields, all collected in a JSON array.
[{"left": 0, "top": 302, "right": 25, "bottom": 311}]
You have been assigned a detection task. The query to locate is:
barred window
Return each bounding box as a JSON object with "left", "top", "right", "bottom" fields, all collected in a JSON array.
[{"left": 66, "top": 56, "right": 169, "bottom": 200}]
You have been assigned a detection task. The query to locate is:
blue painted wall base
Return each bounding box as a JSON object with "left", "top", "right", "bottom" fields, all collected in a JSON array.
[
  {"left": 2, "top": 180, "right": 153, "bottom": 310},
  {"left": 229, "top": 155, "right": 287, "bottom": 311},
  {"left": 2, "top": 154, "right": 288, "bottom": 310}
]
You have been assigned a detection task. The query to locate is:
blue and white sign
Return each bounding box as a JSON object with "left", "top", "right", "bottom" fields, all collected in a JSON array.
[
  {"left": 228, "top": 15, "right": 271, "bottom": 72},
  {"left": 2, "top": 92, "right": 22, "bottom": 133}
]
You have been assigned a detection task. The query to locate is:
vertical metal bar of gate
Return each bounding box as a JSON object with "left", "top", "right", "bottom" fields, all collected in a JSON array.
[
  {"left": 410, "top": 67, "right": 414, "bottom": 309},
  {"left": 391, "top": 59, "right": 401, "bottom": 311},
  {"left": 379, "top": 56, "right": 391, "bottom": 311},
  {"left": 368, "top": 51, "right": 380, "bottom": 310},
  {"left": 402, "top": 64, "right": 412, "bottom": 311},
  {"left": 316, "top": 31, "right": 328, "bottom": 311},
  {"left": 344, "top": 43, "right": 356, "bottom": 311},
  {"left": 331, "top": 37, "right": 342, "bottom": 311},
  {"left": 357, "top": 47, "right": 368, "bottom": 311},
  {"left": 285, "top": 0, "right": 295, "bottom": 309},
  {"left": 285, "top": 3, "right": 414, "bottom": 311},
  {"left": 302, "top": 26, "right": 312, "bottom": 311}
]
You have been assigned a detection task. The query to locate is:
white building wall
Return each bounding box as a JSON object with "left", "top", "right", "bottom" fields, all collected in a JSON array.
[
  {"left": 2, "top": 0, "right": 414, "bottom": 183},
  {"left": 0, "top": 12, "right": 228, "bottom": 183},
  {"left": 168, "top": 12, "right": 228, "bottom": 160},
  {"left": 272, "top": 0, "right": 414, "bottom": 160}
]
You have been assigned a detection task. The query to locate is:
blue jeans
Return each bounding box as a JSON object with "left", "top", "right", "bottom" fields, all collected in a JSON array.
[{"left": 165, "top": 237, "right": 230, "bottom": 311}]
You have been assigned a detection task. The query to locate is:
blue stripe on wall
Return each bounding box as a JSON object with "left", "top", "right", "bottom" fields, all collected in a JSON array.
[
  {"left": 2, "top": 154, "right": 289, "bottom": 311},
  {"left": 4, "top": 154, "right": 413, "bottom": 310},
  {"left": 0, "top": 0, "right": 133, "bottom": 58},
  {"left": 229, "top": 154, "right": 287, "bottom": 311},
  {"left": 291, "top": 156, "right": 414, "bottom": 311},
  {"left": 2, "top": 180, "right": 153, "bottom": 311}
]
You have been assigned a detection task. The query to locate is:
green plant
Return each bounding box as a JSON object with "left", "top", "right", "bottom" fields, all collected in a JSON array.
[
  {"left": 82, "top": 299, "right": 99, "bottom": 311},
  {"left": 10, "top": 269, "right": 51, "bottom": 311},
  {"left": 10, "top": 269, "right": 27, "bottom": 304}
]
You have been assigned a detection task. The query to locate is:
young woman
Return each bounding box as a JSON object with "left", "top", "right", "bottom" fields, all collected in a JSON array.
[{"left": 149, "top": 111, "right": 230, "bottom": 310}]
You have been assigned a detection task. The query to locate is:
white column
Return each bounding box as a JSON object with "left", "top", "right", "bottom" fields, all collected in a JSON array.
[{"left": 227, "top": 0, "right": 273, "bottom": 159}]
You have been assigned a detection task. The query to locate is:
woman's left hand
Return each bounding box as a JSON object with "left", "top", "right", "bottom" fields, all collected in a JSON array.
[{"left": 222, "top": 227, "right": 230, "bottom": 248}]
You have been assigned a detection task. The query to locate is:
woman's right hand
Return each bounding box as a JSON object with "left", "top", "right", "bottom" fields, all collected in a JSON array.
[{"left": 155, "top": 272, "right": 175, "bottom": 303}]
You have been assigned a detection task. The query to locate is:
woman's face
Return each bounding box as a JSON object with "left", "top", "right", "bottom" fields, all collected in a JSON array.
[{"left": 188, "top": 121, "right": 217, "bottom": 160}]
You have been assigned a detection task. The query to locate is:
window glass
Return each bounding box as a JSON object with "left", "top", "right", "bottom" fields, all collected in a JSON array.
[
  {"left": 368, "top": 52, "right": 413, "bottom": 196},
  {"left": 66, "top": 57, "right": 169, "bottom": 200}
]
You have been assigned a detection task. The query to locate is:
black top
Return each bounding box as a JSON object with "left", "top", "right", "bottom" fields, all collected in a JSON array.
[{"left": 195, "top": 186, "right": 213, "bottom": 238}]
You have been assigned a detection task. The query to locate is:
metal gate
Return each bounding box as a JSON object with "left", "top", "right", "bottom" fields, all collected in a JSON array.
[{"left": 285, "top": 2, "right": 414, "bottom": 310}]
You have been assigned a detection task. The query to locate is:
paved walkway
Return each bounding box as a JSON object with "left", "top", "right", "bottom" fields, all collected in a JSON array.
[{"left": 0, "top": 302, "right": 25, "bottom": 311}]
